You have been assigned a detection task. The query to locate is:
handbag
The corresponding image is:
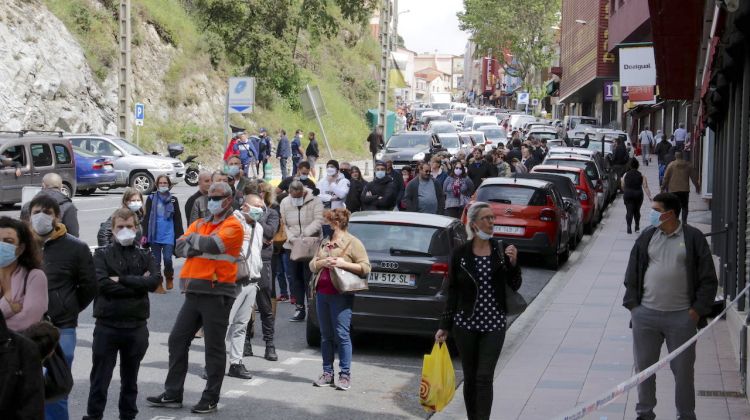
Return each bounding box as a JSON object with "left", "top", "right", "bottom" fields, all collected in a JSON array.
[
  {"left": 43, "top": 344, "right": 74, "bottom": 402},
  {"left": 236, "top": 249, "right": 250, "bottom": 284},
  {"left": 290, "top": 237, "right": 321, "bottom": 262},
  {"left": 327, "top": 240, "right": 369, "bottom": 293},
  {"left": 504, "top": 283, "right": 527, "bottom": 316},
  {"left": 273, "top": 217, "right": 287, "bottom": 245}
]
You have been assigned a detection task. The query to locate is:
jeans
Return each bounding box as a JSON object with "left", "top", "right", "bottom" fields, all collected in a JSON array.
[
  {"left": 631, "top": 306, "right": 697, "bottom": 420},
  {"left": 164, "top": 293, "right": 234, "bottom": 403},
  {"left": 226, "top": 283, "right": 258, "bottom": 364},
  {"left": 624, "top": 192, "right": 644, "bottom": 231},
  {"left": 279, "top": 158, "right": 289, "bottom": 179},
  {"left": 288, "top": 259, "right": 311, "bottom": 311},
  {"left": 150, "top": 243, "right": 174, "bottom": 278},
  {"left": 452, "top": 327, "right": 506, "bottom": 420},
  {"left": 316, "top": 293, "right": 354, "bottom": 375},
  {"left": 292, "top": 157, "right": 301, "bottom": 176},
  {"left": 274, "top": 250, "right": 291, "bottom": 296},
  {"left": 642, "top": 143, "right": 651, "bottom": 164},
  {"left": 658, "top": 163, "right": 667, "bottom": 186},
  {"left": 86, "top": 325, "right": 149, "bottom": 420},
  {"left": 674, "top": 191, "right": 690, "bottom": 224},
  {"left": 45, "top": 327, "right": 76, "bottom": 420}
]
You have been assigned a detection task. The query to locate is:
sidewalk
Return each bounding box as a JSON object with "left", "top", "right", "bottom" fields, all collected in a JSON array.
[{"left": 434, "top": 159, "right": 750, "bottom": 420}]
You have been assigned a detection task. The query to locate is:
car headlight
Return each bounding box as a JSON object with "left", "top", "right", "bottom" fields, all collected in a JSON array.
[
  {"left": 158, "top": 162, "right": 172, "bottom": 169},
  {"left": 413, "top": 152, "right": 425, "bottom": 161}
]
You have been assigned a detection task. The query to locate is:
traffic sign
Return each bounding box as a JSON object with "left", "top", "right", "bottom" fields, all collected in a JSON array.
[
  {"left": 228, "top": 77, "right": 255, "bottom": 114},
  {"left": 517, "top": 92, "right": 530, "bottom": 105},
  {"left": 135, "top": 103, "right": 144, "bottom": 126},
  {"left": 531, "top": 98, "right": 539, "bottom": 106}
]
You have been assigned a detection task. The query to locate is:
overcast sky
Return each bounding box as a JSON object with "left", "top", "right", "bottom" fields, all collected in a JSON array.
[{"left": 397, "top": 0, "right": 470, "bottom": 56}]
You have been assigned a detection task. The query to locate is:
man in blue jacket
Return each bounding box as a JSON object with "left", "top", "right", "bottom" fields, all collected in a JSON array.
[
  {"left": 233, "top": 132, "right": 258, "bottom": 178},
  {"left": 276, "top": 129, "right": 291, "bottom": 178}
]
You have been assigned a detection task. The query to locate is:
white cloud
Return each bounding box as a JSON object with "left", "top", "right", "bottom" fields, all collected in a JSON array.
[{"left": 396, "top": 0, "right": 469, "bottom": 56}]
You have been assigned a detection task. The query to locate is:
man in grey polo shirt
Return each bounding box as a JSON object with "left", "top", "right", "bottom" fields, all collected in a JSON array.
[{"left": 623, "top": 192, "right": 718, "bottom": 420}]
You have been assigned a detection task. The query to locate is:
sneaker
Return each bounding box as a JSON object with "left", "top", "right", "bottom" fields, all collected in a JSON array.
[
  {"left": 336, "top": 373, "right": 351, "bottom": 391},
  {"left": 190, "top": 399, "right": 218, "bottom": 414},
  {"left": 146, "top": 392, "right": 182, "bottom": 408},
  {"left": 277, "top": 294, "right": 289, "bottom": 302},
  {"left": 289, "top": 309, "right": 305, "bottom": 322},
  {"left": 264, "top": 344, "right": 278, "bottom": 361},
  {"left": 227, "top": 363, "right": 253, "bottom": 379},
  {"left": 313, "top": 372, "right": 335, "bottom": 387},
  {"left": 243, "top": 341, "right": 253, "bottom": 357}
]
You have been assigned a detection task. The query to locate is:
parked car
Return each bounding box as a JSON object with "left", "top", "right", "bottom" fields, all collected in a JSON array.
[
  {"left": 527, "top": 127, "right": 560, "bottom": 142},
  {"left": 0, "top": 131, "right": 77, "bottom": 206},
  {"left": 470, "top": 116, "right": 500, "bottom": 131},
  {"left": 532, "top": 164, "right": 599, "bottom": 233},
  {"left": 546, "top": 147, "right": 617, "bottom": 203},
  {"left": 477, "top": 125, "right": 506, "bottom": 149},
  {"left": 517, "top": 172, "right": 583, "bottom": 249},
  {"left": 465, "top": 177, "right": 571, "bottom": 269},
  {"left": 449, "top": 112, "right": 467, "bottom": 130},
  {"left": 509, "top": 114, "right": 537, "bottom": 131},
  {"left": 543, "top": 151, "right": 611, "bottom": 214},
  {"left": 462, "top": 115, "right": 475, "bottom": 131},
  {"left": 429, "top": 121, "right": 458, "bottom": 135},
  {"left": 306, "top": 212, "right": 466, "bottom": 345},
  {"left": 68, "top": 134, "right": 184, "bottom": 194},
  {"left": 377, "top": 132, "right": 443, "bottom": 170},
  {"left": 435, "top": 133, "right": 472, "bottom": 158},
  {"left": 72, "top": 147, "right": 117, "bottom": 195},
  {"left": 458, "top": 131, "right": 487, "bottom": 150},
  {"left": 563, "top": 115, "right": 599, "bottom": 140}
]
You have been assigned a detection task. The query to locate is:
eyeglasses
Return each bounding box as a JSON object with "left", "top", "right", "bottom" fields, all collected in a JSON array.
[
  {"left": 477, "top": 216, "right": 496, "bottom": 222},
  {"left": 208, "top": 195, "right": 230, "bottom": 202}
]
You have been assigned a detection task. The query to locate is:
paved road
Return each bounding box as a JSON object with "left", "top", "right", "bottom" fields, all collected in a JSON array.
[{"left": 0, "top": 184, "right": 557, "bottom": 420}]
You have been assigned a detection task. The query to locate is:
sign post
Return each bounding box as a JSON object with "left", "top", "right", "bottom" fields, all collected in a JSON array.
[
  {"left": 134, "top": 102, "right": 144, "bottom": 146},
  {"left": 300, "top": 84, "right": 334, "bottom": 159},
  {"left": 225, "top": 77, "right": 256, "bottom": 150},
  {"left": 518, "top": 92, "right": 530, "bottom": 114}
]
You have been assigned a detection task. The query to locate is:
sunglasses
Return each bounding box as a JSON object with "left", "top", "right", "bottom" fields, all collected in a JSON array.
[{"left": 208, "top": 195, "right": 230, "bottom": 202}]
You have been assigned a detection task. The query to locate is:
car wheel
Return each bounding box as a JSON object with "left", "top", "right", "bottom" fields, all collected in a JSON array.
[
  {"left": 306, "top": 313, "right": 321, "bottom": 347},
  {"left": 60, "top": 182, "right": 73, "bottom": 198},
  {"left": 78, "top": 188, "right": 95, "bottom": 196},
  {"left": 131, "top": 171, "right": 155, "bottom": 194},
  {"left": 560, "top": 244, "right": 570, "bottom": 263},
  {"left": 546, "top": 252, "right": 560, "bottom": 270},
  {"left": 569, "top": 230, "right": 578, "bottom": 250}
]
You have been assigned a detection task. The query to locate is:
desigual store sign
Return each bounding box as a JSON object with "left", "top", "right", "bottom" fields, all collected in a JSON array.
[{"left": 618, "top": 46, "right": 657, "bottom": 86}]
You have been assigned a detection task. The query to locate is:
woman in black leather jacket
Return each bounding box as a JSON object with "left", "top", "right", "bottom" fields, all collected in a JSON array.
[
  {"left": 97, "top": 188, "right": 146, "bottom": 247},
  {"left": 435, "top": 201, "right": 521, "bottom": 420}
]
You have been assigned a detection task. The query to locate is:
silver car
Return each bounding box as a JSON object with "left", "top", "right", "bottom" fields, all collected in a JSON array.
[{"left": 68, "top": 134, "right": 184, "bottom": 194}]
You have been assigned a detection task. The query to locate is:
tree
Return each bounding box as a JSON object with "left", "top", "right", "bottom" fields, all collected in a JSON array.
[{"left": 458, "top": 0, "right": 560, "bottom": 90}]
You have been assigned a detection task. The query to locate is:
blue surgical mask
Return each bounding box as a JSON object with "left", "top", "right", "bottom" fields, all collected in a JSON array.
[
  {"left": 475, "top": 230, "right": 492, "bottom": 241},
  {"left": 247, "top": 206, "right": 264, "bottom": 221},
  {"left": 158, "top": 186, "right": 169, "bottom": 194},
  {"left": 207, "top": 199, "right": 225, "bottom": 215},
  {"left": 375, "top": 170, "right": 386, "bottom": 179},
  {"left": 299, "top": 175, "right": 309, "bottom": 181},
  {"left": 650, "top": 209, "right": 664, "bottom": 228},
  {"left": 226, "top": 165, "right": 241, "bottom": 176},
  {"left": 0, "top": 242, "right": 18, "bottom": 268}
]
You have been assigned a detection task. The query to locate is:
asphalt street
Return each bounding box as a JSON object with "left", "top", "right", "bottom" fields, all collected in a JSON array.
[{"left": 0, "top": 184, "right": 557, "bottom": 420}]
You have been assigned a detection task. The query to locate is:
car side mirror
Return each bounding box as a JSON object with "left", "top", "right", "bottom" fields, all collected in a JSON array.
[
  {"left": 112, "top": 149, "right": 123, "bottom": 157},
  {"left": 0, "top": 157, "right": 13, "bottom": 167}
]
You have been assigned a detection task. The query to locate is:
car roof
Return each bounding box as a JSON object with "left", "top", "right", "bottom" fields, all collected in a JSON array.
[
  {"left": 548, "top": 147, "right": 598, "bottom": 157},
  {"left": 544, "top": 154, "right": 595, "bottom": 162},
  {"left": 350, "top": 211, "right": 457, "bottom": 228},
  {"left": 528, "top": 128, "right": 557, "bottom": 133},
  {"left": 532, "top": 164, "right": 585, "bottom": 173},
  {"left": 516, "top": 173, "right": 575, "bottom": 192},
  {"left": 479, "top": 177, "right": 552, "bottom": 189}
]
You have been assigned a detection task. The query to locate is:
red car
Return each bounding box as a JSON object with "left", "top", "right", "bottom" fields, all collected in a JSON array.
[
  {"left": 532, "top": 164, "right": 599, "bottom": 233},
  {"left": 464, "top": 177, "right": 571, "bottom": 269}
]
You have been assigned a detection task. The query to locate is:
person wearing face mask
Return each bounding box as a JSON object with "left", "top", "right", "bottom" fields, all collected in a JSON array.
[
  {"left": 97, "top": 188, "right": 147, "bottom": 247},
  {"left": 317, "top": 160, "right": 350, "bottom": 210},
  {"left": 148, "top": 182, "right": 244, "bottom": 414},
  {"left": 384, "top": 160, "right": 405, "bottom": 209},
  {"left": 623, "top": 193, "right": 717, "bottom": 420},
  {"left": 27, "top": 195, "right": 96, "bottom": 420},
  {"left": 291, "top": 129, "right": 305, "bottom": 176},
  {"left": 225, "top": 155, "right": 252, "bottom": 209},
  {"left": 339, "top": 161, "right": 352, "bottom": 180},
  {"left": 276, "top": 129, "right": 292, "bottom": 179},
  {"left": 143, "top": 175, "right": 184, "bottom": 293},
  {"left": 280, "top": 181, "right": 324, "bottom": 322},
  {"left": 221, "top": 192, "right": 264, "bottom": 380},
  {"left": 443, "top": 161, "right": 474, "bottom": 219},
  {"left": 361, "top": 161, "right": 398, "bottom": 211},
  {"left": 467, "top": 148, "right": 497, "bottom": 193},
  {"left": 0, "top": 216, "right": 47, "bottom": 332},
  {"left": 20, "top": 172, "right": 80, "bottom": 238},
  {"left": 85, "top": 209, "right": 159, "bottom": 420},
  {"left": 185, "top": 172, "right": 213, "bottom": 225},
  {"left": 275, "top": 161, "right": 318, "bottom": 196},
  {"left": 232, "top": 132, "right": 259, "bottom": 178},
  {"left": 403, "top": 162, "right": 445, "bottom": 215},
  {"left": 435, "top": 202, "right": 520, "bottom": 420},
  {"left": 191, "top": 172, "right": 227, "bottom": 225},
  {"left": 344, "top": 166, "right": 365, "bottom": 213}
]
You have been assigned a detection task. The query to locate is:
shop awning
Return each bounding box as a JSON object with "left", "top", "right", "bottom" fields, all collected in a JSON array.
[{"left": 648, "top": 0, "right": 704, "bottom": 99}]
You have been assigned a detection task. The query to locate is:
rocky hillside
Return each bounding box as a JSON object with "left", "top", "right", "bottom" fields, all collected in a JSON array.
[{"left": 0, "top": 0, "right": 380, "bottom": 161}]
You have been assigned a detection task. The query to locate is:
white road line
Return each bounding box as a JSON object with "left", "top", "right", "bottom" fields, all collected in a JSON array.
[
  {"left": 280, "top": 357, "right": 319, "bottom": 366},
  {"left": 148, "top": 416, "right": 176, "bottom": 420},
  {"left": 264, "top": 367, "right": 286, "bottom": 374},
  {"left": 222, "top": 390, "right": 247, "bottom": 398},
  {"left": 243, "top": 378, "right": 268, "bottom": 386}
]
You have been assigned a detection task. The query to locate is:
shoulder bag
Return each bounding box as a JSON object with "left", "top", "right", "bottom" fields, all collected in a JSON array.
[
  {"left": 290, "top": 237, "right": 321, "bottom": 262},
  {"left": 43, "top": 344, "right": 74, "bottom": 402},
  {"left": 328, "top": 240, "right": 369, "bottom": 293},
  {"left": 273, "top": 217, "right": 287, "bottom": 245},
  {"left": 495, "top": 240, "right": 527, "bottom": 316}
]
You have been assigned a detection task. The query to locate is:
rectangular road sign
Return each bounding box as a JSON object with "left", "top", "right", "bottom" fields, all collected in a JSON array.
[
  {"left": 517, "top": 92, "right": 530, "bottom": 105},
  {"left": 228, "top": 77, "right": 255, "bottom": 114},
  {"left": 300, "top": 85, "right": 327, "bottom": 120},
  {"left": 135, "top": 103, "right": 144, "bottom": 126}
]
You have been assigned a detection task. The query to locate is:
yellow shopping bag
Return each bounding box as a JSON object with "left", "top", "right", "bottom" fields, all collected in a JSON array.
[{"left": 419, "top": 342, "right": 456, "bottom": 412}]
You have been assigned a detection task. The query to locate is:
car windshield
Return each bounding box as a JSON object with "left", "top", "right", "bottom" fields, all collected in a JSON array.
[
  {"left": 535, "top": 169, "right": 580, "bottom": 185},
  {"left": 439, "top": 135, "right": 460, "bottom": 148},
  {"left": 432, "top": 103, "right": 450, "bottom": 110},
  {"left": 479, "top": 127, "right": 503, "bottom": 138},
  {"left": 451, "top": 114, "right": 465, "bottom": 121},
  {"left": 112, "top": 137, "right": 146, "bottom": 155},
  {"left": 431, "top": 124, "right": 455, "bottom": 133},
  {"left": 586, "top": 141, "right": 613, "bottom": 154},
  {"left": 348, "top": 223, "right": 449, "bottom": 256},
  {"left": 544, "top": 159, "right": 599, "bottom": 180},
  {"left": 529, "top": 132, "right": 558, "bottom": 140},
  {"left": 476, "top": 185, "right": 547, "bottom": 206},
  {"left": 386, "top": 135, "right": 431, "bottom": 149}
]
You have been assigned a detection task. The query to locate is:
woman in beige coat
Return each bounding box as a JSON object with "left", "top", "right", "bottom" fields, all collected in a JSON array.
[{"left": 309, "top": 208, "right": 370, "bottom": 391}]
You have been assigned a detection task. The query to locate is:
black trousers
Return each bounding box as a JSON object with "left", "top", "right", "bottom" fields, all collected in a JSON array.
[
  {"left": 164, "top": 293, "right": 234, "bottom": 403},
  {"left": 86, "top": 325, "right": 149, "bottom": 420},
  {"left": 674, "top": 191, "right": 690, "bottom": 224},
  {"left": 246, "top": 261, "right": 276, "bottom": 344},
  {"left": 453, "top": 327, "right": 506, "bottom": 420},
  {"left": 624, "top": 192, "right": 644, "bottom": 230}
]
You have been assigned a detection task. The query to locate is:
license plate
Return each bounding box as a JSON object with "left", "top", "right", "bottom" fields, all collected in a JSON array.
[
  {"left": 493, "top": 225, "right": 524, "bottom": 235},
  {"left": 104, "top": 165, "right": 113, "bottom": 170},
  {"left": 368, "top": 271, "right": 416, "bottom": 287}
]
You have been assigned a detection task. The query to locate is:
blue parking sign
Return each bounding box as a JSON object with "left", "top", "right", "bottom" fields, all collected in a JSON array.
[{"left": 135, "top": 103, "right": 145, "bottom": 126}]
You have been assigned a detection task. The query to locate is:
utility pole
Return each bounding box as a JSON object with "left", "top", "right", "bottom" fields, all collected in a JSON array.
[
  {"left": 118, "top": 0, "right": 131, "bottom": 140},
  {"left": 377, "top": 0, "right": 392, "bottom": 134}
]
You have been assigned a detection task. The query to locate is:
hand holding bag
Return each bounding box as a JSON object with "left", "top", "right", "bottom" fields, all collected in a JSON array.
[
  {"left": 419, "top": 342, "right": 456, "bottom": 413},
  {"left": 290, "top": 237, "right": 321, "bottom": 262},
  {"left": 326, "top": 240, "right": 369, "bottom": 293},
  {"left": 496, "top": 240, "right": 527, "bottom": 316}
]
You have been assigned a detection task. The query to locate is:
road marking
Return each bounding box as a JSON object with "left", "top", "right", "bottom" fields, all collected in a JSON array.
[
  {"left": 264, "top": 367, "right": 286, "bottom": 374},
  {"left": 222, "top": 390, "right": 247, "bottom": 398},
  {"left": 148, "top": 416, "right": 176, "bottom": 420},
  {"left": 243, "top": 378, "right": 267, "bottom": 386},
  {"left": 280, "top": 357, "right": 318, "bottom": 366}
]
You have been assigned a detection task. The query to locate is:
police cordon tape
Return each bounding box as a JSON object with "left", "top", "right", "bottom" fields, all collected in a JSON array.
[{"left": 555, "top": 282, "right": 750, "bottom": 420}]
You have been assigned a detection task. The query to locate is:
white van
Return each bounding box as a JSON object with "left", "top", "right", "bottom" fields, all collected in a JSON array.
[{"left": 471, "top": 116, "right": 500, "bottom": 131}]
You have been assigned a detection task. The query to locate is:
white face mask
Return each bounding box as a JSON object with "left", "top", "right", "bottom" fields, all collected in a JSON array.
[
  {"left": 115, "top": 228, "right": 137, "bottom": 246},
  {"left": 127, "top": 201, "right": 143, "bottom": 212},
  {"left": 326, "top": 167, "right": 337, "bottom": 177},
  {"left": 31, "top": 212, "right": 54, "bottom": 236},
  {"left": 291, "top": 196, "right": 305, "bottom": 207}
]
